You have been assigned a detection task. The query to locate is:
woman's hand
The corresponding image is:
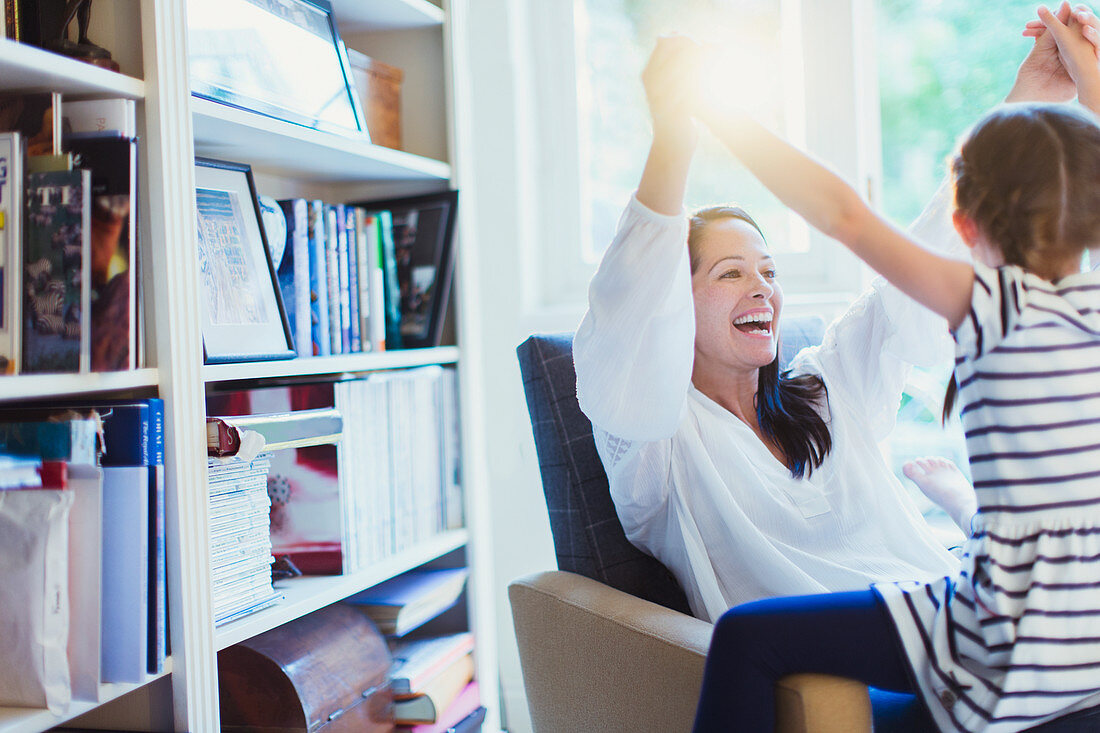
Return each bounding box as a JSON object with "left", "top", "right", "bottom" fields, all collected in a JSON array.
[
  {"left": 1036, "top": 4, "right": 1100, "bottom": 112},
  {"left": 1008, "top": 1, "right": 1076, "bottom": 103},
  {"left": 642, "top": 34, "right": 704, "bottom": 144}
]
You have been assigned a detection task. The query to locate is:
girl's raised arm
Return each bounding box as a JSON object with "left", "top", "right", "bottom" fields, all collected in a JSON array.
[{"left": 690, "top": 60, "right": 974, "bottom": 329}]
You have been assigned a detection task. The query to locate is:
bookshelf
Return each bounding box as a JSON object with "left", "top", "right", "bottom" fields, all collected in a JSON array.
[{"left": 0, "top": 1, "right": 498, "bottom": 731}]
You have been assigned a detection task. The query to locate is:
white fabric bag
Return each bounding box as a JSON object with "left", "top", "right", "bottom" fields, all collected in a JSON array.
[{"left": 0, "top": 488, "right": 74, "bottom": 713}]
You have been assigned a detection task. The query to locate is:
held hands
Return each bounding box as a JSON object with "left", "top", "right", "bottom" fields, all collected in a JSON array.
[
  {"left": 1028, "top": 3, "right": 1100, "bottom": 109},
  {"left": 642, "top": 34, "right": 705, "bottom": 146}
]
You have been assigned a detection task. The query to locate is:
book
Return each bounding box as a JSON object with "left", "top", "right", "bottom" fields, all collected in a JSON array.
[
  {"left": 390, "top": 632, "right": 475, "bottom": 696},
  {"left": 405, "top": 684, "right": 483, "bottom": 733},
  {"left": 335, "top": 203, "right": 352, "bottom": 353},
  {"left": 62, "top": 98, "right": 138, "bottom": 138},
  {"left": 100, "top": 464, "right": 149, "bottom": 683},
  {"left": 0, "top": 131, "right": 22, "bottom": 373},
  {"left": 277, "top": 198, "right": 312, "bottom": 357},
  {"left": 363, "top": 210, "right": 386, "bottom": 351},
  {"left": 65, "top": 463, "right": 104, "bottom": 701},
  {"left": 353, "top": 207, "right": 375, "bottom": 352},
  {"left": 67, "top": 135, "right": 138, "bottom": 371},
  {"left": 306, "top": 199, "right": 330, "bottom": 357},
  {"left": 206, "top": 407, "right": 343, "bottom": 455},
  {"left": 0, "top": 92, "right": 61, "bottom": 156},
  {"left": 343, "top": 205, "right": 361, "bottom": 352},
  {"left": 22, "top": 168, "right": 91, "bottom": 373},
  {"left": 347, "top": 567, "right": 468, "bottom": 637},
  {"left": 393, "top": 652, "right": 474, "bottom": 724},
  {"left": 0, "top": 418, "right": 99, "bottom": 464},
  {"left": 324, "top": 204, "right": 341, "bottom": 354},
  {"left": 374, "top": 209, "right": 402, "bottom": 348}
]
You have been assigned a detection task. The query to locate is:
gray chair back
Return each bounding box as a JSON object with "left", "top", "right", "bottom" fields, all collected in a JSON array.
[{"left": 516, "top": 316, "right": 826, "bottom": 616}]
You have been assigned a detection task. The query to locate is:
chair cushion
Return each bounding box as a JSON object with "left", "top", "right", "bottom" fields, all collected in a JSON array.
[{"left": 516, "top": 317, "right": 827, "bottom": 616}]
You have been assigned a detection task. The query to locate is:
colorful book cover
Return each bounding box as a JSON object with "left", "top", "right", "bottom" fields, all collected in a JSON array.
[
  {"left": 277, "top": 198, "right": 311, "bottom": 357},
  {"left": 0, "top": 131, "right": 22, "bottom": 373},
  {"left": 364, "top": 212, "right": 386, "bottom": 351},
  {"left": 23, "top": 168, "right": 91, "bottom": 373},
  {"left": 306, "top": 199, "right": 330, "bottom": 357},
  {"left": 343, "top": 205, "right": 361, "bottom": 352},
  {"left": 67, "top": 136, "right": 137, "bottom": 371},
  {"left": 374, "top": 209, "right": 402, "bottom": 349},
  {"left": 207, "top": 383, "right": 344, "bottom": 574},
  {"left": 353, "top": 207, "right": 374, "bottom": 352}
]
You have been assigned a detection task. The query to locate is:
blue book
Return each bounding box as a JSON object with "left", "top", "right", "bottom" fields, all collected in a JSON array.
[
  {"left": 278, "top": 199, "right": 312, "bottom": 358},
  {"left": 334, "top": 204, "right": 352, "bottom": 354},
  {"left": 307, "top": 200, "right": 331, "bottom": 356},
  {"left": 0, "top": 419, "right": 99, "bottom": 463},
  {"left": 343, "top": 206, "right": 361, "bottom": 352},
  {"left": 347, "top": 567, "right": 467, "bottom": 636},
  {"left": 323, "top": 205, "right": 342, "bottom": 354}
]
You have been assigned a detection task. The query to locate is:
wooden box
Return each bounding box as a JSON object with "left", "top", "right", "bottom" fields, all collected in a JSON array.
[
  {"left": 347, "top": 48, "right": 404, "bottom": 150},
  {"left": 218, "top": 604, "right": 395, "bottom": 732}
]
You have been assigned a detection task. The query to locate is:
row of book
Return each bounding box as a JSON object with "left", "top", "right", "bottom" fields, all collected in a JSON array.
[
  {"left": 0, "top": 93, "right": 139, "bottom": 374},
  {"left": 205, "top": 365, "right": 463, "bottom": 578},
  {"left": 348, "top": 569, "right": 484, "bottom": 731},
  {"left": 0, "top": 399, "right": 166, "bottom": 714},
  {"left": 208, "top": 454, "right": 281, "bottom": 626}
]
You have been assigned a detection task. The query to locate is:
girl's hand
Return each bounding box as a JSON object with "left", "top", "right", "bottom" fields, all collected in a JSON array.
[
  {"left": 642, "top": 34, "right": 704, "bottom": 143},
  {"left": 1037, "top": 4, "right": 1100, "bottom": 108},
  {"left": 1010, "top": 1, "right": 1076, "bottom": 102}
]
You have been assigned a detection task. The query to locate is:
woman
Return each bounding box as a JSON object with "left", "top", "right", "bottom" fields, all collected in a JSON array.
[{"left": 573, "top": 7, "right": 1084, "bottom": 624}]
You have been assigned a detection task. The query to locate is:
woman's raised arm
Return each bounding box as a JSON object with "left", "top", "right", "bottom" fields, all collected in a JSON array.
[{"left": 574, "top": 37, "right": 702, "bottom": 442}]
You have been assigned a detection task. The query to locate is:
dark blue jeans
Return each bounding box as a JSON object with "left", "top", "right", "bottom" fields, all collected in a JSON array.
[
  {"left": 691, "top": 590, "right": 918, "bottom": 733},
  {"left": 690, "top": 590, "right": 1100, "bottom": 732}
]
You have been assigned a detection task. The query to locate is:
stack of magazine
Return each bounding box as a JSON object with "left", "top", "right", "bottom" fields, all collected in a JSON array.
[{"left": 208, "top": 454, "right": 280, "bottom": 625}]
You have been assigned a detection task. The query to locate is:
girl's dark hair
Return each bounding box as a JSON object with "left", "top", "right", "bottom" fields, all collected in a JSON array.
[
  {"left": 688, "top": 206, "right": 832, "bottom": 479},
  {"left": 943, "top": 104, "right": 1100, "bottom": 420}
]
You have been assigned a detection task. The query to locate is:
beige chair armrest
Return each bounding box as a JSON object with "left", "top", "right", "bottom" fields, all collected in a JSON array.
[{"left": 509, "top": 571, "right": 870, "bottom": 733}]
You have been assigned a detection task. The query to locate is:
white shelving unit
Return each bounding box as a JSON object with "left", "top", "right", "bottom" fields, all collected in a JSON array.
[
  {"left": 203, "top": 346, "right": 459, "bottom": 383},
  {"left": 0, "top": 1, "right": 498, "bottom": 730}
]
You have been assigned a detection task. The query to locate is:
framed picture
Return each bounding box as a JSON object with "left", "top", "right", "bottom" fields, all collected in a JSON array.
[
  {"left": 187, "top": 0, "right": 368, "bottom": 139},
  {"left": 355, "top": 190, "right": 459, "bottom": 350},
  {"left": 194, "top": 158, "right": 295, "bottom": 363}
]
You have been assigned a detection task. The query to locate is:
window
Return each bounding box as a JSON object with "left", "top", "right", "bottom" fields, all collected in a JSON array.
[
  {"left": 569, "top": 0, "right": 870, "bottom": 312},
  {"left": 877, "top": 0, "right": 1041, "bottom": 537}
]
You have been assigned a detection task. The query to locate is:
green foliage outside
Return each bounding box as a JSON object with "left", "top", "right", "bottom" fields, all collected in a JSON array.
[{"left": 876, "top": 0, "right": 1049, "bottom": 224}]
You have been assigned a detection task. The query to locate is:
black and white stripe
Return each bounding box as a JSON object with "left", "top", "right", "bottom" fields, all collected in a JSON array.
[{"left": 877, "top": 262, "right": 1100, "bottom": 732}]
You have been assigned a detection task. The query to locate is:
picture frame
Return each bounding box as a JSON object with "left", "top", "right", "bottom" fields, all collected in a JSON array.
[
  {"left": 194, "top": 157, "right": 295, "bottom": 364},
  {"left": 354, "top": 190, "right": 459, "bottom": 350},
  {"left": 187, "top": 0, "right": 368, "bottom": 139}
]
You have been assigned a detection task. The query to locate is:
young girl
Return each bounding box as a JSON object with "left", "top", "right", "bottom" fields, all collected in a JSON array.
[{"left": 689, "top": 7, "right": 1100, "bottom": 733}]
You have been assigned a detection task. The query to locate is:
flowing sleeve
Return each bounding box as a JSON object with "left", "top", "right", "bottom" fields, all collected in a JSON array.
[
  {"left": 788, "top": 180, "right": 969, "bottom": 439},
  {"left": 573, "top": 195, "right": 695, "bottom": 444}
]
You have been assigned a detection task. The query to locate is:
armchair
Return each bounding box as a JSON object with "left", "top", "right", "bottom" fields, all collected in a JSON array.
[{"left": 512, "top": 320, "right": 872, "bottom": 733}]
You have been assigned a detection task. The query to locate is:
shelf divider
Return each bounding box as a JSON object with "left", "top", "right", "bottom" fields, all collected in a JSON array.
[
  {"left": 0, "top": 40, "right": 144, "bottom": 98},
  {"left": 191, "top": 97, "right": 451, "bottom": 182},
  {"left": 0, "top": 662, "right": 172, "bottom": 733},
  {"left": 0, "top": 369, "right": 160, "bottom": 403},
  {"left": 214, "top": 529, "right": 468, "bottom": 650},
  {"left": 203, "top": 347, "right": 459, "bottom": 383}
]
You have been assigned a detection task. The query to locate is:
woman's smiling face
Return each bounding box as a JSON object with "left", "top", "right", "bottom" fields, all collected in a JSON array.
[{"left": 690, "top": 217, "right": 783, "bottom": 376}]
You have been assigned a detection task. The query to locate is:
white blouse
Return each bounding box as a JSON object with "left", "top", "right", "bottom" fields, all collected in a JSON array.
[{"left": 574, "top": 187, "right": 965, "bottom": 622}]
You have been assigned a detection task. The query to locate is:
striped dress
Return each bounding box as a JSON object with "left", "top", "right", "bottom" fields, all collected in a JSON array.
[{"left": 876, "top": 261, "right": 1100, "bottom": 732}]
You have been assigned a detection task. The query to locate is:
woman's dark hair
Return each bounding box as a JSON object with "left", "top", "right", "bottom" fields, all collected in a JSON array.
[
  {"left": 942, "top": 104, "right": 1100, "bottom": 420},
  {"left": 688, "top": 206, "right": 832, "bottom": 479}
]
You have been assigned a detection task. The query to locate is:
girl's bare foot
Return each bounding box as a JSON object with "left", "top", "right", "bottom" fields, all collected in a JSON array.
[{"left": 903, "top": 457, "right": 977, "bottom": 534}]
